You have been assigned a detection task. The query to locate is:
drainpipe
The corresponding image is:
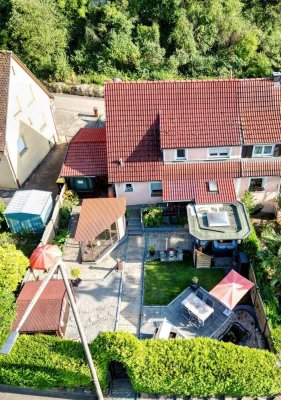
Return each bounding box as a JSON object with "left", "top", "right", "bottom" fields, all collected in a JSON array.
[{"left": 3, "top": 148, "right": 20, "bottom": 188}]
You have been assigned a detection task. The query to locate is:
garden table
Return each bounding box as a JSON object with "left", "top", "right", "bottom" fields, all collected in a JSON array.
[{"left": 181, "top": 292, "right": 214, "bottom": 326}]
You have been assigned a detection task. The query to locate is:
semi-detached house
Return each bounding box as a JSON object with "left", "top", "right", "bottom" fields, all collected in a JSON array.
[{"left": 61, "top": 76, "right": 281, "bottom": 213}]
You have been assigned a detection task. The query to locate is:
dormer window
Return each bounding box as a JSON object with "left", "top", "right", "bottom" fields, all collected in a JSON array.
[
  {"left": 175, "top": 148, "right": 186, "bottom": 160},
  {"left": 253, "top": 145, "right": 274, "bottom": 157},
  {"left": 208, "top": 147, "right": 230, "bottom": 159}
]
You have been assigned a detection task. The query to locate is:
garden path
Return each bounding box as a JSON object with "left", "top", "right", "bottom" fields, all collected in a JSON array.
[{"left": 117, "top": 235, "right": 144, "bottom": 334}]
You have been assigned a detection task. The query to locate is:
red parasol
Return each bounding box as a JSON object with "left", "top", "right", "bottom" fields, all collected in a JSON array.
[
  {"left": 209, "top": 269, "right": 254, "bottom": 310},
  {"left": 29, "top": 244, "right": 62, "bottom": 271}
]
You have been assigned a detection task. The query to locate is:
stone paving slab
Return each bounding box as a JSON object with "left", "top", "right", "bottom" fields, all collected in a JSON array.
[
  {"left": 146, "top": 232, "right": 194, "bottom": 252},
  {"left": 64, "top": 242, "right": 126, "bottom": 342},
  {"left": 117, "top": 236, "right": 144, "bottom": 334}
]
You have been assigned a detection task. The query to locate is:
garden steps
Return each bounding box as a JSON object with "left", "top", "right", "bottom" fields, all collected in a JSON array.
[
  {"left": 109, "top": 379, "right": 135, "bottom": 399},
  {"left": 127, "top": 215, "right": 143, "bottom": 236}
]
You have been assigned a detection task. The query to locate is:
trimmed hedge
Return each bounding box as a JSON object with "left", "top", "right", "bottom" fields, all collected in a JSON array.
[
  {"left": 0, "top": 335, "right": 91, "bottom": 389},
  {"left": 0, "top": 332, "right": 281, "bottom": 396},
  {"left": 91, "top": 332, "right": 281, "bottom": 397}
]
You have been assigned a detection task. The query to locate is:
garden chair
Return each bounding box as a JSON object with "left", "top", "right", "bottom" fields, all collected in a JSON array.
[
  {"left": 206, "top": 297, "right": 214, "bottom": 309},
  {"left": 196, "top": 290, "right": 204, "bottom": 301}
]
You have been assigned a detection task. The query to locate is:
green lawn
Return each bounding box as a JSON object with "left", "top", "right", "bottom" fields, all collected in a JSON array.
[{"left": 144, "top": 253, "right": 225, "bottom": 305}]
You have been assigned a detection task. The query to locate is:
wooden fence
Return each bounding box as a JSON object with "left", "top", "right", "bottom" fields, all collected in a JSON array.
[{"left": 249, "top": 265, "right": 274, "bottom": 352}]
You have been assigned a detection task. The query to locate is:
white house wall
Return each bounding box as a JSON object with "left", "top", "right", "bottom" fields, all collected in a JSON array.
[
  {"left": 238, "top": 176, "right": 281, "bottom": 213},
  {"left": 163, "top": 146, "right": 241, "bottom": 162},
  {"left": 4, "top": 57, "right": 57, "bottom": 185},
  {"left": 115, "top": 182, "right": 163, "bottom": 205},
  {"left": 0, "top": 154, "right": 17, "bottom": 188}
]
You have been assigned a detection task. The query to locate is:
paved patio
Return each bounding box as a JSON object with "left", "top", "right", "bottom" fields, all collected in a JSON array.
[
  {"left": 141, "top": 286, "right": 232, "bottom": 339},
  {"left": 64, "top": 242, "right": 126, "bottom": 342},
  {"left": 146, "top": 231, "right": 194, "bottom": 252}
]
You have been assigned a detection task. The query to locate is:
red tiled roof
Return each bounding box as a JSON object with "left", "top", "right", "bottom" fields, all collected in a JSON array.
[
  {"left": 12, "top": 280, "right": 67, "bottom": 333},
  {"left": 105, "top": 79, "right": 281, "bottom": 183},
  {"left": 163, "top": 178, "right": 237, "bottom": 203},
  {"left": 61, "top": 128, "right": 107, "bottom": 177},
  {"left": 241, "top": 159, "right": 281, "bottom": 177},
  {"left": 0, "top": 52, "right": 11, "bottom": 152},
  {"left": 75, "top": 198, "right": 126, "bottom": 241},
  {"left": 239, "top": 79, "right": 281, "bottom": 144},
  {"left": 159, "top": 80, "right": 241, "bottom": 148}
]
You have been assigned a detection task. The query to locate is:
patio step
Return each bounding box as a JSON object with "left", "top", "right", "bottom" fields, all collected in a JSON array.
[{"left": 127, "top": 218, "right": 143, "bottom": 235}]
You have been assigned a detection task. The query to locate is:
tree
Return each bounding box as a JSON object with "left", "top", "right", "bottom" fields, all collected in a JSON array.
[
  {"left": 136, "top": 24, "right": 165, "bottom": 73},
  {"left": 56, "top": 0, "right": 88, "bottom": 17},
  {"left": 7, "top": 0, "right": 69, "bottom": 79},
  {"left": 0, "top": 243, "right": 28, "bottom": 291}
]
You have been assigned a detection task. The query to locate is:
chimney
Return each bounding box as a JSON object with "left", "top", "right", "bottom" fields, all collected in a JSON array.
[
  {"left": 119, "top": 158, "right": 124, "bottom": 168},
  {"left": 272, "top": 72, "right": 281, "bottom": 87}
]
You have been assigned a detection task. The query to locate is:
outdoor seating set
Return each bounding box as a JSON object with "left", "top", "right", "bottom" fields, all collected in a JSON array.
[
  {"left": 160, "top": 247, "right": 183, "bottom": 262},
  {"left": 181, "top": 290, "right": 215, "bottom": 327},
  {"left": 151, "top": 269, "right": 255, "bottom": 341}
]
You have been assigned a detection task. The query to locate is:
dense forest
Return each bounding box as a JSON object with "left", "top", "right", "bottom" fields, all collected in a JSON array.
[{"left": 1, "top": 0, "right": 281, "bottom": 84}]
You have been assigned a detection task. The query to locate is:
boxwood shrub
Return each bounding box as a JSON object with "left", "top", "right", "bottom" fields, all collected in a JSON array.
[{"left": 0, "top": 332, "right": 281, "bottom": 396}]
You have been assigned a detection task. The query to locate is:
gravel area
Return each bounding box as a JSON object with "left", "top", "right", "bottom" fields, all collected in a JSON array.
[{"left": 213, "top": 309, "right": 266, "bottom": 349}]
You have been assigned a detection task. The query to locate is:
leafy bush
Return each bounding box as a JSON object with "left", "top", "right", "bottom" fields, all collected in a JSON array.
[
  {"left": 52, "top": 228, "right": 70, "bottom": 250},
  {"left": 149, "top": 246, "right": 155, "bottom": 255},
  {"left": 58, "top": 206, "right": 71, "bottom": 230},
  {"left": 271, "top": 327, "right": 281, "bottom": 357},
  {"left": 241, "top": 190, "right": 256, "bottom": 214},
  {"left": 0, "top": 243, "right": 28, "bottom": 291},
  {"left": 143, "top": 206, "right": 164, "bottom": 227},
  {"left": 63, "top": 190, "right": 79, "bottom": 210},
  {"left": 242, "top": 221, "right": 260, "bottom": 260},
  {"left": 91, "top": 332, "right": 281, "bottom": 396},
  {"left": 71, "top": 268, "right": 81, "bottom": 278}
]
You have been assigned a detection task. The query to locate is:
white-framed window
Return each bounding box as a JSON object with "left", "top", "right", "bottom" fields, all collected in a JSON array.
[
  {"left": 175, "top": 148, "right": 186, "bottom": 160},
  {"left": 150, "top": 182, "right": 163, "bottom": 197},
  {"left": 124, "top": 183, "right": 134, "bottom": 192},
  {"left": 253, "top": 145, "right": 274, "bottom": 157},
  {"left": 208, "top": 147, "right": 230, "bottom": 158},
  {"left": 17, "top": 136, "right": 27, "bottom": 156},
  {"left": 248, "top": 177, "right": 266, "bottom": 192}
]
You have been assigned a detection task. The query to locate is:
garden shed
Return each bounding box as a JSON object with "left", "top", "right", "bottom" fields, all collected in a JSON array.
[{"left": 4, "top": 190, "right": 53, "bottom": 233}]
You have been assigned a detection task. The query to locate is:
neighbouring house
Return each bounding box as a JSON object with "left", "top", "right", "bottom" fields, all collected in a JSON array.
[
  {"left": 75, "top": 197, "right": 126, "bottom": 262},
  {"left": 4, "top": 189, "right": 53, "bottom": 233},
  {"left": 12, "top": 280, "right": 71, "bottom": 337},
  {"left": 0, "top": 50, "right": 58, "bottom": 189}
]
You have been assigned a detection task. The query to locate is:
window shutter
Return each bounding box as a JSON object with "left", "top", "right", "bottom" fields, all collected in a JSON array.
[
  {"left": 241, "top": 145, "right": 253, "bottom": 158},
  {"left": 273, "top": 144, "right": 281, "bottom": 157}
]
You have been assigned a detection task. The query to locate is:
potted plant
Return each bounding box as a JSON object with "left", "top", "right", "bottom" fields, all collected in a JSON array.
[
  {"left": 190, "top": 276, "right": 199, "bottom": 290},
  {"left": 149, "top": 246, "right": 155, "bottom": 256},
  {"left": 71, "top": 268, "right": 81, "bottom": 287}
]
